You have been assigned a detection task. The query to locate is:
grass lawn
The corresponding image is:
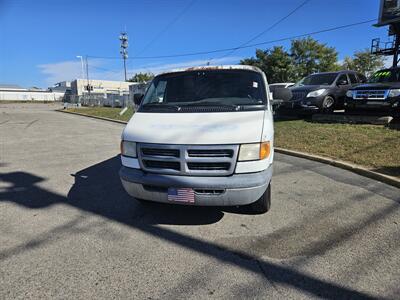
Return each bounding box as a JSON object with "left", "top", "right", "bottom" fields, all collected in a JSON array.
[
  {"left": 64, "top": 107, "right": 400, "bottom": 178},
  {"left": 275, "top": 120, "right": 400, "bottom": 178},
  {"left": 65, "top": 107, "right": 134, "bottom": 122}
]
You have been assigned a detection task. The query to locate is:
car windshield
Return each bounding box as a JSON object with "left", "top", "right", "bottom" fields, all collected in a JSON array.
[
  {"left": 140, "top": 69, "right": 266, "bottom": 111},
  {"left": 296, "top": 73, "right": 337, "bottom": 86},
  {"left": 368, "top": 69, "right": 400, "bottom": 83}
]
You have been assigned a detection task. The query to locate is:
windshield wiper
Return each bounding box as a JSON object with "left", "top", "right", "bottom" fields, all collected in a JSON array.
[
  {"left": 182, "top": 101, "right": 239, "bottom": 108},
  {"left": 141, "top": 103, "right": 181, "bottom": 111}
]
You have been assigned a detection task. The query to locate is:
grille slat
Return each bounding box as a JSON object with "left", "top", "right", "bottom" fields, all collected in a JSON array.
[
  {"left": 188, "top": 149, "right": 233, "bottom": 158},
  {"left": 143, "top": 160, "right": 180, "bottom": 171},
  {"left": 354, "top": 90, "right": 388, "bottom": 100},
  {"left": 187, "top": 162, "right": 231, "bottom": 171},
  {"left": 142, "top": 148, "right": 180, "bottom": 157},
  {"left": 291, "top": 91, "right": 306, "bottom": 101}
]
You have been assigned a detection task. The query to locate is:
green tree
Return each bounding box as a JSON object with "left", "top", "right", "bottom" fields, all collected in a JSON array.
[
  {"left": 341, "top": 49, "right": 385, "bottom": 76},
  {"left": 241, "top": 37, "right": 339, "bottom": 83},
  {"left": 128, "top": 72, "right": 154, "bottom": 83},
  {"left": 290, "top": 37, "right": 339, "bottom": 80},
  {"left": 240, "top": 46, "right": 294, "bottom": 83}
]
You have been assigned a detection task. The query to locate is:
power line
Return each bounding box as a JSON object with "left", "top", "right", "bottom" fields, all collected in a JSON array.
[
  {"left": 87, "top": 19, "right": 376, "bottom": 61},
  {"left": 215, "top": 0, "right": 311, "bottom": 61},
  {"left": 136, "top": 0, "right": 197, "bottom": 56}
]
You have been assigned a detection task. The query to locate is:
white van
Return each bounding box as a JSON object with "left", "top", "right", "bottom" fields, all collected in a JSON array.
[{"left": 119, "top": 65, "right": 291, "bottom": 213}]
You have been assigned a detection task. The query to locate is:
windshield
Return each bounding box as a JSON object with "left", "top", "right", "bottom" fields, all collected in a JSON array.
[
  {"left": 296, "top": 73, "right": 337, "bottom": 86},
  {"left": 368, "top": 69, "right": 400, "bottom": 83},
  {"left": 140, "top": 70, "right": 266, "bottom": 111}
]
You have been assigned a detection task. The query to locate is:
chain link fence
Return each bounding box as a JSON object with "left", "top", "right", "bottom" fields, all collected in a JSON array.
[
  {"left": 64, "top": 82, "right": 149, "bottom": 108},
  {"left": 65, "top": 93, "right": 133, "bottom": 108}
]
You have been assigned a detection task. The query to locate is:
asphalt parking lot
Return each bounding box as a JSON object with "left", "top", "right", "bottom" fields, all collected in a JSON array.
[{"left": 1, "top": 103, "right": 399, "bottom": 299}]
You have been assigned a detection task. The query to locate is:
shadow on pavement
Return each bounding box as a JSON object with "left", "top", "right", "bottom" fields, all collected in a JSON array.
[{"left": 0, "top": 155, "right": 390, "bottom": 299}]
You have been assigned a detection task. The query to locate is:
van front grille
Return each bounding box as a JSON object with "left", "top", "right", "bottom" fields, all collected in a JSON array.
[{"left": 138, "top": 143, "right": 239, "bottom": 176}]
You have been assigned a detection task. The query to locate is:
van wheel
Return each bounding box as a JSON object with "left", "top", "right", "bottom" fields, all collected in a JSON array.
[
  {"left": 321, "top": 96, "right": 335, "bottom": 113},
  {"left": 249, "top": 183, "right": 271, "bottom": 214}
]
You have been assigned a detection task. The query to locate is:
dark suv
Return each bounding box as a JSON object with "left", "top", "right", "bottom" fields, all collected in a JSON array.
[
  {"left": 281, "top": 71, "right": 366, "bottom": 113},
  {"left": 345, "top": 67, "right": 400, "bottom": 116}
]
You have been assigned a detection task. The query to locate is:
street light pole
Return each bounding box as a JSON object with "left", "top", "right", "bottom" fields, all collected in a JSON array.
[{"left": 76, "top": 55, "right": 85, "bottom": 79}]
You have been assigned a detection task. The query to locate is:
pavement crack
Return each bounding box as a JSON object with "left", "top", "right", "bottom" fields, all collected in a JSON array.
[{"left": 25, "top": 119, "right": 39, "bottom": 128}]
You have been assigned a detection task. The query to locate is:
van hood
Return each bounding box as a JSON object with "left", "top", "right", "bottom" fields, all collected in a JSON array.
[{"left": 123, "top": 111, "right": 266, "bottom": 145}]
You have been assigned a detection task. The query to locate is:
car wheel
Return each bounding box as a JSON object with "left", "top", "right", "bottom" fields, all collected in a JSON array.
[
  {"left": 249, "top": 183, "right": 271, "bottom": 214},
  {"left": 321, "top": 96, "right": 335, "bottom": 113}
]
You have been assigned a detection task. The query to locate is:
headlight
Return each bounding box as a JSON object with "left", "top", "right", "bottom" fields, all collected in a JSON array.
[
  {"left": 388, "top": 89, "right": 400, "bottom": 97},
  {"left": 238, "top": 142, "right": 270, "bottom": 161},
  {"left": 307, "top": 89, "right": 327, "bottom": 98},
  {"left": 346, "top": 90, "right": 353, "bottom": 98},
  {"left": 121, "top": 141, "right": 137, "bottom": 157}
]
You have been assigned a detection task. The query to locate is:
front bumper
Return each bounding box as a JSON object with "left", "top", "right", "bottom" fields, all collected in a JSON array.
[
  {"left": 345, "top": 97, "right": 400, "bottom": 114},
  {"left": 119, "top": 165, "right": 273, "bottom": 206},
  {"left": 279, "top": 96, "right": 324, "bottom": 112}
]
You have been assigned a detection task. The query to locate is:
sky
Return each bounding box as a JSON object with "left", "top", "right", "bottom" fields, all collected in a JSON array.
[{"left": 0, "top": 0, "right": 389, "bottom": 88}]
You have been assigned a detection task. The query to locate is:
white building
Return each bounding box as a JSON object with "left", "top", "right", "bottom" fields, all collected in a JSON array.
[
  {"left": 0, "top": 84, "right": 65, "bottom": 101},
  {"left": 71, "top": 79, "right": 134, "bottom": 96}
]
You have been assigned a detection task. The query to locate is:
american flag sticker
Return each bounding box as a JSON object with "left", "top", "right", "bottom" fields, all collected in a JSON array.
[{"left": 167, "top": 188, "right": 195, "bottom": 203}]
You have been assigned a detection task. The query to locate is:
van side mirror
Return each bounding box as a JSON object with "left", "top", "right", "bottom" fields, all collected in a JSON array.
[
  {"left": 272, "top": 88, "right": 292, "bottom": 102},
  {"left": 337, "top": 80, "right": 348, "bottom": 86},
  {"left": 133, "top": 93, "right": 144, "bottom": 105}
]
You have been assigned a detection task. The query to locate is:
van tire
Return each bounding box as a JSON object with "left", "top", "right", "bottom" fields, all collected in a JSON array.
[{"left": 249, "top": 183, "right": 271, "bottom": 214}]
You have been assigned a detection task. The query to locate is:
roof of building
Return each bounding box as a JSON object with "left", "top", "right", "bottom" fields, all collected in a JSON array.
[{"left": 0, "top": 84, "right": 24, "bottom": 90}]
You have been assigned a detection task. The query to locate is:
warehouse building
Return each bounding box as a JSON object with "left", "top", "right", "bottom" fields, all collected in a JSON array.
[
  {"left": 69, "top": 79, "right": 138, "bottom": 107},
  {"left": 0, "top": 84, "right": 65, "bottom": 101},
  {"left": 71, "top": 79, "right": 134, "bottom": 96}
]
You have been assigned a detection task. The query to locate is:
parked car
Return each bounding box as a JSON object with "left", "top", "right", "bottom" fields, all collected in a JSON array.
[
  {"left": 345, "top": 67, "right": 400, "bottom": 116},
  {"left": 119, "top": 65, "right": 292, "bottom": 213},
  {"left": 269, "top": 82, "right": 295, "bottom": 98},
  {"left": 269, "top": 83, "right": 295, "bottom": 110},
  {"left": 281, "top": 71, "right": 366, "bottom": 113},
  {"left": 269, "top": 82, "right": 295, "bottom": 92}
]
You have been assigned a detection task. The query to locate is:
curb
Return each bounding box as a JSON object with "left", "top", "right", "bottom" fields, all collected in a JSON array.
[
  {"left": 275, "top": 148, "right": 400, "bottom": 189},
  {"left": 56, "top": 109, "right": 128, "bottom": 125},
  {"left": 57, "top": 109, "right": 399, "bottom": 189}
]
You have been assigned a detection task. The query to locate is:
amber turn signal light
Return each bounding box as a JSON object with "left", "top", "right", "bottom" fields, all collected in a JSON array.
[{"left": 259, "top": 141, "right": 270, "bottom": 160}]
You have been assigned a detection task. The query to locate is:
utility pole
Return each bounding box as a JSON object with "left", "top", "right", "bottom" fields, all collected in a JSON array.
[
  {"left": 85, "top": 55, "right": 91, "bottom": 104},
  {"left": 76, "top": 55, "right": 85, "bottom": 106},
  {"left": 119, "top": 32, "right": 128, "bottom": 81}
]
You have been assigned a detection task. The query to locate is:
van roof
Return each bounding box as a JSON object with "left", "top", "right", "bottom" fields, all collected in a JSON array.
[{"left": 158, "top": 65, "right": 264, "bottom": 76}]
